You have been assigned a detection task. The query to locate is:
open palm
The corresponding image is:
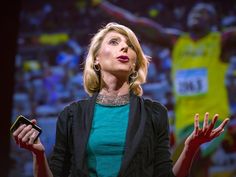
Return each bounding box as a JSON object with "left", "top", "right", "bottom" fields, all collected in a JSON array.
[{"left": 185, "top": 113, "right": 229, "bottom": 148}]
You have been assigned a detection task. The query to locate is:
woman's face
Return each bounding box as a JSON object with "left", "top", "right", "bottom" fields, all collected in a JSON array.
[{"left": 96, "top": 31, "right": 137, "bottom": 78}]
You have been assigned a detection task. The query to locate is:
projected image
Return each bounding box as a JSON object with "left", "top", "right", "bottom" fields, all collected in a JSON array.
[{"left": 10, "top": 0, "right": 236, "bottom": 177}]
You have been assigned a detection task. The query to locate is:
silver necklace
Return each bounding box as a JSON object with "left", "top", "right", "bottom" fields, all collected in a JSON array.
[{"left": 96, "top": 93, "right": 130, "bottom": 106}]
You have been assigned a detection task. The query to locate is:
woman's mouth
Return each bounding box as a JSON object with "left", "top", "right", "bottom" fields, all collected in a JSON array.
[{"left": 117, "top": 55, "right": 129, "bottom": 62}]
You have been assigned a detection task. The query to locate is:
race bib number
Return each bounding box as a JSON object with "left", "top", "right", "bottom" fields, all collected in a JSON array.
[{"left": 174, "top": 68, "right": 208, "bottom": 96}]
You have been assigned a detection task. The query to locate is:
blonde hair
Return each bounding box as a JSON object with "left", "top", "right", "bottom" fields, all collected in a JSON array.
[{"left": 83, "top": 22, "right": 149, "bottom": 96}]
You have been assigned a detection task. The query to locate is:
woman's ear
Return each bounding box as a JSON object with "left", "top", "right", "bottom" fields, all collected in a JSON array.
[
  {"left": 133, "top": 60, "right": 138, "bottom": 70},
  {"left": 95, "top": 57, "right": 99, "bottom": 64}
]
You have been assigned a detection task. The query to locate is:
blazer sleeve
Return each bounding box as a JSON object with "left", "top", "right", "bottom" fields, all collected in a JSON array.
[
  {"left": 49, "top": 106, "right": 72, "bottom": 177},
  {"left": 152, "top": 102, "right": 176, "bottom": 177}
]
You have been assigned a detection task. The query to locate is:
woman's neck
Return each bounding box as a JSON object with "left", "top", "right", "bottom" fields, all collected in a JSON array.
[{"left": 99, "top": 73, "right": 130, "bottom": 97}]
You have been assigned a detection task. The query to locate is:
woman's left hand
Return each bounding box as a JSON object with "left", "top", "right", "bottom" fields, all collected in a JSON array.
[{"left": 185, "top": 112, "right": 229, "bottom": 148}]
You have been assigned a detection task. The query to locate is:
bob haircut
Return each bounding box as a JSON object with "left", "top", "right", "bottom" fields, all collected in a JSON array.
[{"left": 83, "top": 22, "right": 149, "bottom": 96}]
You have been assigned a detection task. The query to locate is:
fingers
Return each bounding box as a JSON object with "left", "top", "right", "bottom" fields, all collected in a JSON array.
[
  {"left": 221, "top": 118, "right": 230, "bottom": 128},
  {"left": 207, "top": 117, "right": 229, "bottom": 140},
  {"left": 22, "top": 128, "right": 34, "bottom": 143},
  {"left": 203, "top": 112, "right": 209, "bottom": 132},
  {"left": 28, "top": 130, "right": 40, "bottom": 145},
  {"left": 211, "top": 129, "right": 225, "bottom": 139},
  {"left": 31, "top": 119, "right": 37, "bottom": 125},
  {"left": 22, "top": 129, "right": 40, "bottom": 145},
  {"left": 194, "top": 113, "right": 199, "bottom": 135},
  {"left": 212, "top": 114, "right": 218, "bottom": 125},
  {"left": 193, "top": 112, "right": 226, "bottom": 133},
  {"left": 13, "top": 124, "right": 38, "bottom": 149},
  {"left": 212, "top": 118, "right": 229, "bottom": 134},
  {"left": 205, "top": 114, "right": 218, "bottom": 135},
  {"left": 18, "top": 124, "right": 33, "bottom": 140},
  {"left": 13, "top": 124, "right": 27, "bottom": 145}
]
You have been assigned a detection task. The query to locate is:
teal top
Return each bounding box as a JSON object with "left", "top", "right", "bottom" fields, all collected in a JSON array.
[{"left": 87, "top": 103, "right": 130, "bottom": 177}]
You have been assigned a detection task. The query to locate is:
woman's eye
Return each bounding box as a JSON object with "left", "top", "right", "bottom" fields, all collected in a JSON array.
[
  {"left": 128, "top": 43, "right": 135, "bottom": 50},
  {"left": 109, "top": 39, "right": 118, "bottom": 45}
]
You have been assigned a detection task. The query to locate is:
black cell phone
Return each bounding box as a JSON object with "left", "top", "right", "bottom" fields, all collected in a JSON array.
[{"left": 10, "top": 115, "right": 42, "bottom": 141}]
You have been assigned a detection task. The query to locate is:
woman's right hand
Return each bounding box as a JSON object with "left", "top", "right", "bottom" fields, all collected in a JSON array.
[{"left": 12, "top": 119, "right": 45, "bottom": 156}]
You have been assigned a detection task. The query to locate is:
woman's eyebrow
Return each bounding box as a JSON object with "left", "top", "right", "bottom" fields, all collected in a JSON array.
[
  {"left": 107, "top": 35, "right": 131, "bottom": 44},
  {"left": 108, "top": 36, "right": 121, "bottom": 40}
]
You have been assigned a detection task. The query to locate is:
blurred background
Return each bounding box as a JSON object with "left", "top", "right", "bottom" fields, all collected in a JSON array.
[{"left": 1, "top": 0, "right": 236, "bottom": 177}]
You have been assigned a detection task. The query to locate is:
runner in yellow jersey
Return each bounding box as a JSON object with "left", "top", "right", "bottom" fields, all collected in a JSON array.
[
  {"left": 172, "top": 32, "right": 229, "bottom": 139},
  {"left": 172, "top": 31, "right": 229, "bottom": 156}
]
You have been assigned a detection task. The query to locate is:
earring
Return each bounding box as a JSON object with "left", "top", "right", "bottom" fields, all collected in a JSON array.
[
  {"left": 94, "top": 63, "right": 100, "bottom": 72},
  {"left": 133, "top": 63, "right": 136, "bottom": 68},
  {"left": 130, "top": 71, "right": 138, "bottom": 80}
]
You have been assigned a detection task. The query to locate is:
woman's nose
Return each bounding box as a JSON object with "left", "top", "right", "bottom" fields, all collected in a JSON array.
[{"left": 121, "top": 44, "right": 128, "bottom": 52}]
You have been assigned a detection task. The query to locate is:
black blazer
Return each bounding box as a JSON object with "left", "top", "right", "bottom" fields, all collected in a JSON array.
[{"left": 49, "top": 92, "right": 176, "bottom": 177}]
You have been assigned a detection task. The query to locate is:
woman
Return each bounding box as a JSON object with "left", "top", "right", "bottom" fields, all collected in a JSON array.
[{"left": 12, "top": 22, "right": 229, "bottom": 177}]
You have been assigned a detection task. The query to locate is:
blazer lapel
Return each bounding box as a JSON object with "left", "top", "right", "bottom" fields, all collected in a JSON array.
[
  {"left": 73, "top": 93, "right": 98, "bottom": 175},
  {"left": 118, "top": 93, "right": 147, "bottom": 177}
]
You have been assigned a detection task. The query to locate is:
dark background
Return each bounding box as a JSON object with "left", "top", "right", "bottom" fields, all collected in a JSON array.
[{"left": 0, "top": 1, "right": 20, "bottom": 177}]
